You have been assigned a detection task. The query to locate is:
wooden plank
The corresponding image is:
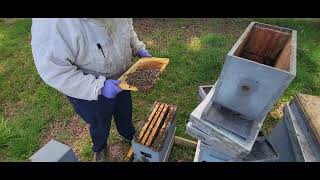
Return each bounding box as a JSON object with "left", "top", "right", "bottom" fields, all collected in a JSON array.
[
  {"left": 174, "top": 136, "right": 197, "bottom": 149},
  {"left": 274, "top": 38, "right": 291, "bottom": 71},
  {"left": 145, "top": 104, "right": 169, "bottom": 146},
  {"left": 138, "top": 103, "right": 160, "bottom": 140},
  {"left": 240, "top": 51, "right": 264, "bottom": 64},
  {"left": 118, "top": 82, "right": 138, "bottom": 91},
  {"left": 296, "top": 93, "right": 320, "bottom": 145},
  {"left": 124, "top": 148, "right": 134, "bottom": 161},
  {"left": 155, "top": 106, "right": 175, "bottom": 141},
  {"left": 151, "top": 106, "right": 177, "bottom": 151},
  {"left": 140, "top": 104, "right": 165, "bottom": 144},
  {"left": 234, "top": 29, "right": 252, "bottom": 57},
  {"left": 254, "top": 26, "right": 291, "bottom": 36}
]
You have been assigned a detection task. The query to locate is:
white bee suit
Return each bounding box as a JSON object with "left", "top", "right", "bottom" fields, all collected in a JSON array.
[{"left": 31, "top": 18, "right": 146, "bottom": 101}]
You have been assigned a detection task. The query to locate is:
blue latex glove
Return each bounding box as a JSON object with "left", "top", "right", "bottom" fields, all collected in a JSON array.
[
  {"left": 101, "top": 80, "right": 122, "bottom": 99},
  {"left": 137, "top": 49, "right": 152, "bottom": 58}
]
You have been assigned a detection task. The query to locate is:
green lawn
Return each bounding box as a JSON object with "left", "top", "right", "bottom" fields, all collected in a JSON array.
[{"left": 0, "top": 18, "right": 319, "bottom": 161}]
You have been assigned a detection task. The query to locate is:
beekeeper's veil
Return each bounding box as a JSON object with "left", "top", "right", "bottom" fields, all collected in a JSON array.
[{"left": 85, "top": 18, "right": 121, "bottom": 34}]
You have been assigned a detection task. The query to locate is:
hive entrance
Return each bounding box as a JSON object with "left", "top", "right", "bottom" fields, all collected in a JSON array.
[{"left": 234, "top": 23, "right": 293, "bottom": 71}]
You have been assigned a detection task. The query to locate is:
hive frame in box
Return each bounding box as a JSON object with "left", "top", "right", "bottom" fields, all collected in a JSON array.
[
  {"left": 203, "top": 21, "right": 296, "bottom": 123},
  {"left": 132, "top": 122, "right": 176, "bottom": 162},
  {"left": 131, "top": 102, "right": 177, "bottom": 162}
]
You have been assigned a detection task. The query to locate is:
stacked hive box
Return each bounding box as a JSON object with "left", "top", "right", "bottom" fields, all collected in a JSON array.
[
  {"left": 193, "top": 85, "right": 279, "bottom": 162},
  {"left": 186, "top": 22, "right": 297, "bottom": 161}
]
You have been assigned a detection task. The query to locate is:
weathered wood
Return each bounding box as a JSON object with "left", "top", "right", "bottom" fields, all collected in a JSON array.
[
  {"left": 282, "top": 101, "right": 320, "bottom": 161},
  {"left": 138, "top": 102, "right": 160, "bottom": 140},
  {"left": 239, "top": 25, "right": 290, "bottom": 66},
  {"left": 145, "top": 104, "right": 169, "bottom": 146},
  {"left": 141, "top": 104, "right": 165, "bottom": 144},
  {"left": 296, "top": 93, "right": 320, "bottom": 145},
  {"left": 125, "top": 148, "right": 134, "bottom": 161},
  {"left": 151, "top": 106, "right": 177, "bottom": 151},
  {"left": 174, "top": 136, "right": 197, "bottom": 149},
  {"left": 275, "top": 37, "right": 292, "bottom": 71},
  {"left": 269, "top": 96, "right": 320, "bottom": 162}
]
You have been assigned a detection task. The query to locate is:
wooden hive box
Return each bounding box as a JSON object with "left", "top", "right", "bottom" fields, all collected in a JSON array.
[
  {"left": 131, "top": 102, "right": 177, "bottom": 162},
  {"left": 205, "top": 22, "right": 297, "bottom": 121}
]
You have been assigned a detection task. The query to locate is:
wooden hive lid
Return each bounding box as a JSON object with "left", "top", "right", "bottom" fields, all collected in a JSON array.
[{"left": 295, "top": 93, "right": 320, "bottom": 144}]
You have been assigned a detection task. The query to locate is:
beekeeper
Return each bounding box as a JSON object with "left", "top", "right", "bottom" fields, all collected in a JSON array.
[{"left": 31, "top": 18, "right": 152, "bottom": 162}]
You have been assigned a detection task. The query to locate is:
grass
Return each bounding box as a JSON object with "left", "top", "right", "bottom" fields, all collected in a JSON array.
[
  {"left": 0, "top": 18, "right": 319, "bottom": 161},
  {"left": 0, "top": 117, "right": 21, "bottom": 149},
  {"left": 0, "top": 19, "right": 75, "bottom": 161}
]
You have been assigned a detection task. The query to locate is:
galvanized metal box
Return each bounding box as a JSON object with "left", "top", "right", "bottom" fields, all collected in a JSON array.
[
  {"left": 194, "top": 136, "right": 279, "bottom": 162},
  {"left": 187, "top": 83, "right": 264, "bottom": 157},
  {"left": 267, "top": 119, "right": 296, "bottom": 161},
  {"left": 205, "top": 22, "right": 296, "bottom": 121},
  {"left": 198, "top": 85, "right": 214, "bottom": 102}
]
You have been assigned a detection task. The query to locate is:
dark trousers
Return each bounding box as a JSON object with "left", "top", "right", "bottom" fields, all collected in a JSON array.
[{"left": 67, "top": 91, "right": 136, "bottom": 152}]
